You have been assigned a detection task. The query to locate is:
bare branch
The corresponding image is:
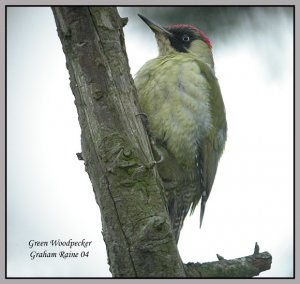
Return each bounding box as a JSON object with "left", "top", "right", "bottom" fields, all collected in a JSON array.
[{"left": 185, "top": 251, "right": 272, "bottom": 278}]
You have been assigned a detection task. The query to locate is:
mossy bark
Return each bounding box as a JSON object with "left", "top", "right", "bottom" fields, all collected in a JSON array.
[
  {"left": 51, "top": 6, "right": 272, "bottom": 278},
  {"left": 184, "top": 251, "right": 272, "bottom": 277}
]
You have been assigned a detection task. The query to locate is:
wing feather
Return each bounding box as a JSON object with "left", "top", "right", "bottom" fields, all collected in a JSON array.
[{"left": 191, "top": 61, "right": 227, "bottom": 226}]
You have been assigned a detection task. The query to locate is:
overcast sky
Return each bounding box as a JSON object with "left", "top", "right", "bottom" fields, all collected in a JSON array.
[{"left": 7, "top": 6, "right": 293, "bottom": 277}]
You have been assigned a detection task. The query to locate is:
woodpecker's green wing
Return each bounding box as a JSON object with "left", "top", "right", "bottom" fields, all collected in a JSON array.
[{"left": 191, "top": 60, "right": 227, "bottom": 226}]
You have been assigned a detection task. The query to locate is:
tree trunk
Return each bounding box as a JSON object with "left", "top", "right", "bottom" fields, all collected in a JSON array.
[
  {"left": 51, "top": 6, "right": 185, "bottom": 277},
  {"left": 51, "top": 6, "right": 272, "bottom": 278}
]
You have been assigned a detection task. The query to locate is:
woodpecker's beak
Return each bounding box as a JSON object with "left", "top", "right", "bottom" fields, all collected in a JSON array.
[{"left": 138, "top": 14, "right": 172, "bottom": 36}]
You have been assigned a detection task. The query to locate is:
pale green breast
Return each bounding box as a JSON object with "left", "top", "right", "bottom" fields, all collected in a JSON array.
[{"left": 135, "top": 54, "right": 213, "bottom": 170}]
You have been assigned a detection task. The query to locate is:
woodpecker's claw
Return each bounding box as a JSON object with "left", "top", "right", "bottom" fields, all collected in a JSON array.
[
  {"left": 136, "top": 112, "right": 149, "bottom": 130},
  {"left": 150, "top": 138, "right": 164, "bottom": 164},
  {"left": 153, "top": 154, "right": 164, "bottom": 164},
  {"left": 147, "top": 157, "right": 164, "bottom": 169},
  {"left": 135, "top": 112, "right": 148, "bottom": 118},
  {"left": 136, "top": 113, "right": 164, "bottom": 167},
  {"left": 146, "top": 140, "right": 164, "bottom": 169}
]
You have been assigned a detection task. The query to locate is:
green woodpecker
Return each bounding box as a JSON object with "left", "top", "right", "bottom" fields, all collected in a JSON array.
[{"left": 135, "top": 14, "right": 227, "bottom": 243}]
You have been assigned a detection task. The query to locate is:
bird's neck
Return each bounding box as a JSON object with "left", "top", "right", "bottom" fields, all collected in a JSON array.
[
  {"left": 156, "top": 33, "right": 177, "bottom": 56},
  {"left": 188, "top": 41, "right": 215, "bottom": 70}
]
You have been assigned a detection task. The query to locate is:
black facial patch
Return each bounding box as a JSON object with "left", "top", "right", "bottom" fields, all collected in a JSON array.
[{"left": 165, "top": 27, "right": 200, "bottom": 53}]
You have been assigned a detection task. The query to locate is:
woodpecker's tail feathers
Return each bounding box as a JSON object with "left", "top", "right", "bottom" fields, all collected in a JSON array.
[
  {"left": 200, "top": 202, "right": 205, "bottom": 227},
  {"left": 200, "top": 198, "right": 207, "bottom": 228}
]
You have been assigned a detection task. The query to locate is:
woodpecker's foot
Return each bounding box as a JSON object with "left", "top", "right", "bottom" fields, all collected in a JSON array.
[
  {"left": 147, "top": 157, "right": 163, "bottom": 169},
  {"left": 154, "top": 155, "right": 164, "bottom": 164},
  {"left": 135, "top": 112, "right": 147, "bottom": 118},
  {"left": 132, "top": 156, "right": 163, "bottom": 173},
  {"left": 150, "top": 138, "right": 164, "bottom": 165}
]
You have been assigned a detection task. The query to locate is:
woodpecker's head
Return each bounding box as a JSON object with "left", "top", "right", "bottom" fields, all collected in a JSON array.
[{"left": 138, "top": 14, "right": 214, "bottom": 67}]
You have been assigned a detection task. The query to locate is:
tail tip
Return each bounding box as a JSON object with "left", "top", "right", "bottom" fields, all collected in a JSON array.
[{"left": 200, "top": 201, "right": 206, "bottom": 228}]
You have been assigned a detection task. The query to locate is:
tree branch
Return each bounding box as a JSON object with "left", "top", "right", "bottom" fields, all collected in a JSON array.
[{"left": 184, "top": 251, "right": 272, "bottom": 278}]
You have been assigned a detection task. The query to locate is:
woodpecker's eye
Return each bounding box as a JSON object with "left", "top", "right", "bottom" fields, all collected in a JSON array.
[{"left": 182, "top": 35, "right": 190, "bottom": 42}]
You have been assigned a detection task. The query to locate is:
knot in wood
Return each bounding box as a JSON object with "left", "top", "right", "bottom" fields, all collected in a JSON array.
[{"left": 123, "top": 148, "right": 132, "bottom": 158}]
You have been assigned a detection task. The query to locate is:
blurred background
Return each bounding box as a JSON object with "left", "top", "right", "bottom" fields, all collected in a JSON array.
[{"left": 7, "top": 6, "right": 293, "bottom": 277}]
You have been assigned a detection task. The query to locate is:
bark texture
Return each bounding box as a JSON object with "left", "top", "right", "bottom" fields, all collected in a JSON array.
[
  {"left": 52, "top": 6, "right": 272, "bottom": 278},
  {"left": 52, "top": 6, "right": 185, "bottom": 277},
  {"left": 184, "top": 251, "right": 272, "bottom": 277}
]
